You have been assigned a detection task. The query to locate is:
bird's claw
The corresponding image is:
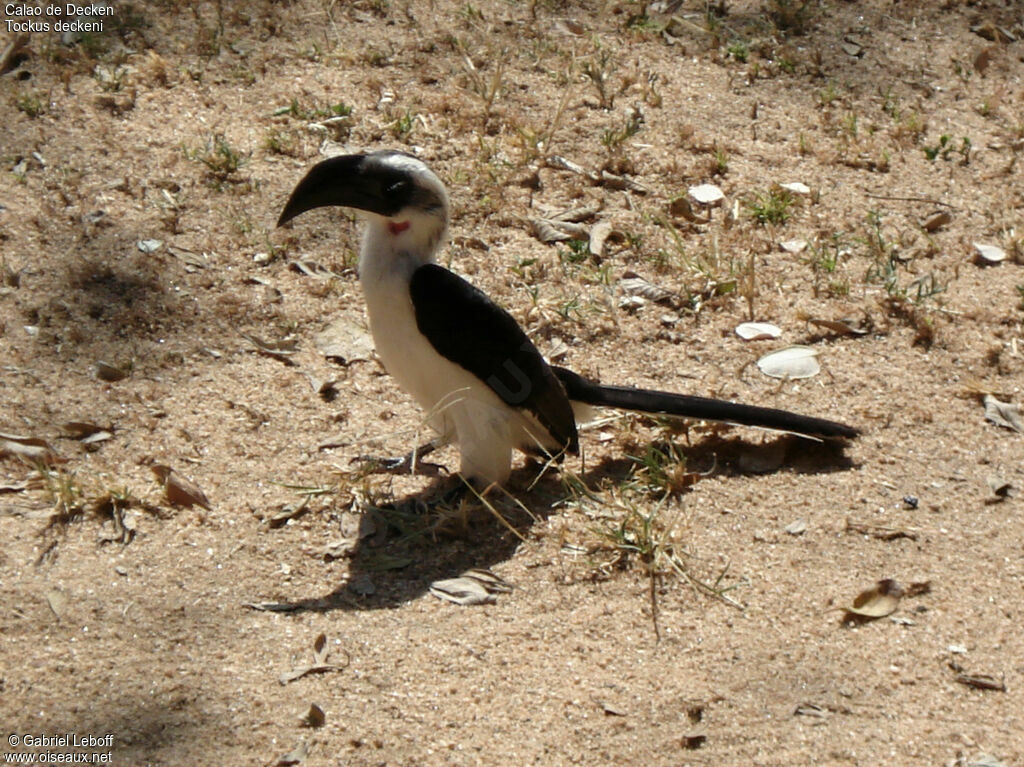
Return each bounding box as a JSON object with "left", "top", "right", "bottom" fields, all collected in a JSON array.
[{"left": 350, "top": 453, "right": 447, "bottom": 477}]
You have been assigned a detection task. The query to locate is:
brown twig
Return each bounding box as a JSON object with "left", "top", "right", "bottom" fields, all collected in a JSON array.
[{"left": 864, "top": 192, "right": 957, "bottom": 209}]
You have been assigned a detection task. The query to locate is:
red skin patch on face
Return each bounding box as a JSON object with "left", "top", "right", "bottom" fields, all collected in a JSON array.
[{"left": 388, "top": 220, "right": 411, "bottom": 235}]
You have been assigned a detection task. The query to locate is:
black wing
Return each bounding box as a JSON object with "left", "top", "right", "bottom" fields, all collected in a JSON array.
[{"left": 409, "top": 264, "right": 578, "bottom": 453}]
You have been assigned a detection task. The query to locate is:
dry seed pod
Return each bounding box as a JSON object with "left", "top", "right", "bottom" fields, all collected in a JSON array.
[
  {"left": 736, "top": 322, "right": 782, "bottom": 341},
  {"left": 846, "top": 579, "right": 905, "bottom": 618},
  {"left": 756, "top": 346, "right": 821, "bottom": 379}
]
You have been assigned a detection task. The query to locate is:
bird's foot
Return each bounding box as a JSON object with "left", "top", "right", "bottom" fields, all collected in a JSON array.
[
  {"left": 350, "top": 450, "right": 447, "bottom": 477},
  {"left": 432, "top": 481, "right": 471, "bottom": 507}
]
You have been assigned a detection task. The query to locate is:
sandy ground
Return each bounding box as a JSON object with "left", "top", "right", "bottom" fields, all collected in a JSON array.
[{"left": 2, "top": 0, "right": 1024, "bottom": 764}]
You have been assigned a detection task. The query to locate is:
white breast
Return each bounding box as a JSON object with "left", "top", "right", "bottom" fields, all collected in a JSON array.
[{"left": 358, "top": 225, "right": 519, "bottom": 484}]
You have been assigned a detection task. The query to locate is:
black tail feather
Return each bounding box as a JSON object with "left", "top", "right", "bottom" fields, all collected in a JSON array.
[{"left": 552, "top": 366, "right": 859, "bottom": 440}]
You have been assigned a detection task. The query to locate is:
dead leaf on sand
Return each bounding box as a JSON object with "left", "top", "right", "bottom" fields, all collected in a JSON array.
[
  {"left": 313, "top": 316, "right": 374, "bottom": 364},
  {"left": 986, "top": 476, "right": 1017, "bottom": 502},
  {"left": 95, "top": 361, "right": 130, "bottom": 382},
  {"left": 45, "top": 587, "right": 69, "bottom": 620},
  {"left": 0, "top": 431, "right": 59, "bottom": 465},
  {"left": 275, "top": 740, "right": 309, "bottom": 766},
  {"left": 983, "top": 394, "right": 1023, "bottom": 433},
  {"left": 845, "top": 518, "right": 917, "bottom": 541},
  {"left": 845, "top": 578, "right": 905, "bottom": 619},
  {"left": 150, "top": 464, "right": 212, "bottom": 510},
  {"left": 735, "top": 321, "right": 782, "bottom": 341},
  {"left": 430, "top": 568, "right": 513, "bottom": 606},
  {"left": 61, "top": 422, "right": 114, "bottom": 449},
  {"left": 952, "top": 668, "right": 1007, "bottom": 692},
  {"left": 756, "top": 346, "right": 821, "bottom": 379},
  {"left": 240, "top": 332, "right": 299, "bottom": 366},
  {"left": 279, "top": 633, "right": 349, "bottom": 685},
  {"left": 619, "top": 271, "right": 676, "bottom": 305},
  {"left": 300, "top": 703, "right": 325, "bottom": 729},
  {"left": 802, "top": 316, "right": 870, "bottom": 337}
]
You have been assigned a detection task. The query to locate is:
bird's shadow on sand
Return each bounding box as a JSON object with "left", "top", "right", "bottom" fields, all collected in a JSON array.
[{"left": 254, "top": 434, "right": 857, "bottom": 615}]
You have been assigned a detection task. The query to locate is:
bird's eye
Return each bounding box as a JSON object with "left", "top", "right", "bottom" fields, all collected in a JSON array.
[{"left": 386, "top": 180, "right": 410, "bottom": 198}]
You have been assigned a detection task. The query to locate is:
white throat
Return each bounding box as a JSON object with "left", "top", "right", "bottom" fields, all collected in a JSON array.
[{"left": 357, "top": 212, "right": 447, "bottom": 288}]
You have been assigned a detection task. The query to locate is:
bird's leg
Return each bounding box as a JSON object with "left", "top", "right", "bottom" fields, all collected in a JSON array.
[
  {"left": 431, "top": 480, "right": 470, "bottom": 507},
  {"left": 351, "top": 439, "right": 448, "bottom": 477}
]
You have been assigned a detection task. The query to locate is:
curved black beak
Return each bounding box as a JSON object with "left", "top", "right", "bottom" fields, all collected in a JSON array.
[{"left": 277, "top": 154, "right": 407, "bottom": 227}]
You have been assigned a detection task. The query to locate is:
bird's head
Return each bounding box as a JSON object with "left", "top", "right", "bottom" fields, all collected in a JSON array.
[{"left": 277, "top": 151, "right": 449, "bottom": 259}]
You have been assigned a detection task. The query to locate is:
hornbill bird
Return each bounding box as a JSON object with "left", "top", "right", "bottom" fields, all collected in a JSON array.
[{"left": 277, "top": 151, "right": 858, "bottom": 488}]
